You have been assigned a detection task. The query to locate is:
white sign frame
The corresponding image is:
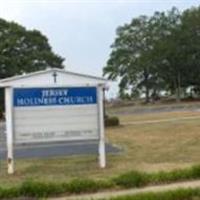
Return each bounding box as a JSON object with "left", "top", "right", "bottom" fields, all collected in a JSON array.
[{"left": 5, "top": 84, "right": 106, "bottom": 174}]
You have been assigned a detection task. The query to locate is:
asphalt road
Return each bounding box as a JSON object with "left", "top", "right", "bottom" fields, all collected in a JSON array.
[{"left": 0, "top": 140, "right": 120, "bottom": 160}]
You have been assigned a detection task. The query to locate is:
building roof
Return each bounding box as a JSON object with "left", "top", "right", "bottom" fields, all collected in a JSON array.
[{"left": 0, "top": 68, "right": 107, "bottom": 87}]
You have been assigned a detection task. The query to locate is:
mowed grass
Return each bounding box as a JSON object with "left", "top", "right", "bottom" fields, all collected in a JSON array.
[
  {"left": 107, "top": 111, "right": 200, "bottom": 173},
  {"left": 0, "top": 110, "right": 200, "bottom": 187}
]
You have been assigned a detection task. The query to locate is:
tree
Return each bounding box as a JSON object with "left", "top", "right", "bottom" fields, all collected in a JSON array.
[
  {"left": 0, "top": 18, "right": 65, "bottom": 114},
  {"left": 154, "top": 6, "right": 200, "bottom": 101},
  {"left": 103, "top": 12, "right": 171, "bottom": 103},
  {"left": 104, "top": 16, "right": 149, "bottom": 103},
  {"left": 0, "top": 18, "right": 64, "bottom": 79},
  {"left": 180, "top": 7, "right": 200, "bottom": 93},
  {"left": 103, "top": 7, "right": 199, "bottom": 102},
  {"left": 151, "top": 8, "right": 183, "bottom": 101}
]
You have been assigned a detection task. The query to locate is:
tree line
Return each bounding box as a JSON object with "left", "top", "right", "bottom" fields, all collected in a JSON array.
[{"left": 103, "top": 6, "right": 200, "bottom": 102}]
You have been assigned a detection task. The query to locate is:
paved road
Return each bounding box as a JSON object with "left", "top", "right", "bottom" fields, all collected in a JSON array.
[{"left": 0, "top": 141, "right": 120, "bottom": 159}]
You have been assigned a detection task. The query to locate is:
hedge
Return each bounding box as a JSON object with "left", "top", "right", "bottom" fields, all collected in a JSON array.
[{"left": 105, "top": 116, "right": 120, "bottom": 127}]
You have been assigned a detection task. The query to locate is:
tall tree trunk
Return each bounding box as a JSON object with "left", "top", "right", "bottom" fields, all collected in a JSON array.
[
  {"left": 144, "top": 70, "right": 150, "bottom": 103},
  {"left": 176, "top": 72, "right": 181, "bottom": 102},
  {"left": 145, "top": 86, "right": 150, "bottom": 103}
]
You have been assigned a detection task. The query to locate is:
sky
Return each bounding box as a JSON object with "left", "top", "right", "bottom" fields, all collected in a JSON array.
[{"left": 0, "top": 0, "right": 200, "bottom": 98}]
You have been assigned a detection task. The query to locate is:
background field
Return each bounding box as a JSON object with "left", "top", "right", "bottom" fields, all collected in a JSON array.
[{"left": 1, "top": 102, "right": 200, "bottom": 187}]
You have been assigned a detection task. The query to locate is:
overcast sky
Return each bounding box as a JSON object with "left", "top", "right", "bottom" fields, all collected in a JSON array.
[{"left": 0, "top": 0, "right": 199, "bottom": 97}]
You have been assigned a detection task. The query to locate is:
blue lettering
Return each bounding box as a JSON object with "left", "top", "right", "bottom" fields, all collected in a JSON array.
[{"left": 14, "top": 87, "right": 97, "bottom": 107}]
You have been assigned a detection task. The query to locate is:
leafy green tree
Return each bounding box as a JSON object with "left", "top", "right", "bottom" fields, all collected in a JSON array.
[
  {"left": 0, "top": 18, "right": 64, "bottom": 113},
  {"left": 103, "top": 11, "right": 171, "bottom": 103},
  {"left": 104, "top": 6, "right": 200, "bottom": 102},
  {"left": 180, "top": 7, "right": 200, "bottom": 92},
  {"left": 0, "top": 18, "right": 64, "bottom": 79},
  {"left": 154, "top": 6, "right": 200, "bottom": 101},
  {"left": 151, "top": 8, "right": 184, "bottom": 101},
  {"left": 104, "top": 16, "right": 149, "bottom": 102}
]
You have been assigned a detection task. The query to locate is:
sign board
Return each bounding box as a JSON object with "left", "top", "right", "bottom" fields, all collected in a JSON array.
[
  {"left": 13, "top": 87, "right": 99, "bottom": 143},
  {"left": 1, "top": 68, "right": 106, "bottom": 174}
]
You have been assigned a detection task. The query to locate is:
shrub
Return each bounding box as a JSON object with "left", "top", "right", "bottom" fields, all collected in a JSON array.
[{"left": 105, "top": 116, "right": 120, "bottom": 127}]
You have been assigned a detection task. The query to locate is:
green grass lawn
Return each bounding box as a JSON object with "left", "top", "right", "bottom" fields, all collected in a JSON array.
[{"left": 0, "top": 110, "right": 200, "bottom": 187}]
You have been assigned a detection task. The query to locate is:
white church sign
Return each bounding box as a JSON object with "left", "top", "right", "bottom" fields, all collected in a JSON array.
[
  {"left": 13, "top": 86, "right": 99, "bottom": 143},
  {"left": 0, "top": 68, "right": 107, "bottom": 174}
]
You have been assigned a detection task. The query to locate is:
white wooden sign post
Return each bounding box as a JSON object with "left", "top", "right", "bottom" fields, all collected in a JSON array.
[
  {"left": 98, "top": 86, "right": 106, "bottom": 168},
  {"left": 0, "top": 69, "right": 107, "bottom": 174},
  {"left": 5, "top": 87, "right": 14, "bottom": 174}
]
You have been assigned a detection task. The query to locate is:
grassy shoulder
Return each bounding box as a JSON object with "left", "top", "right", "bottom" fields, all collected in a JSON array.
[{"left": 0, "top": 165, "right": 200, "bottom": 198}]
